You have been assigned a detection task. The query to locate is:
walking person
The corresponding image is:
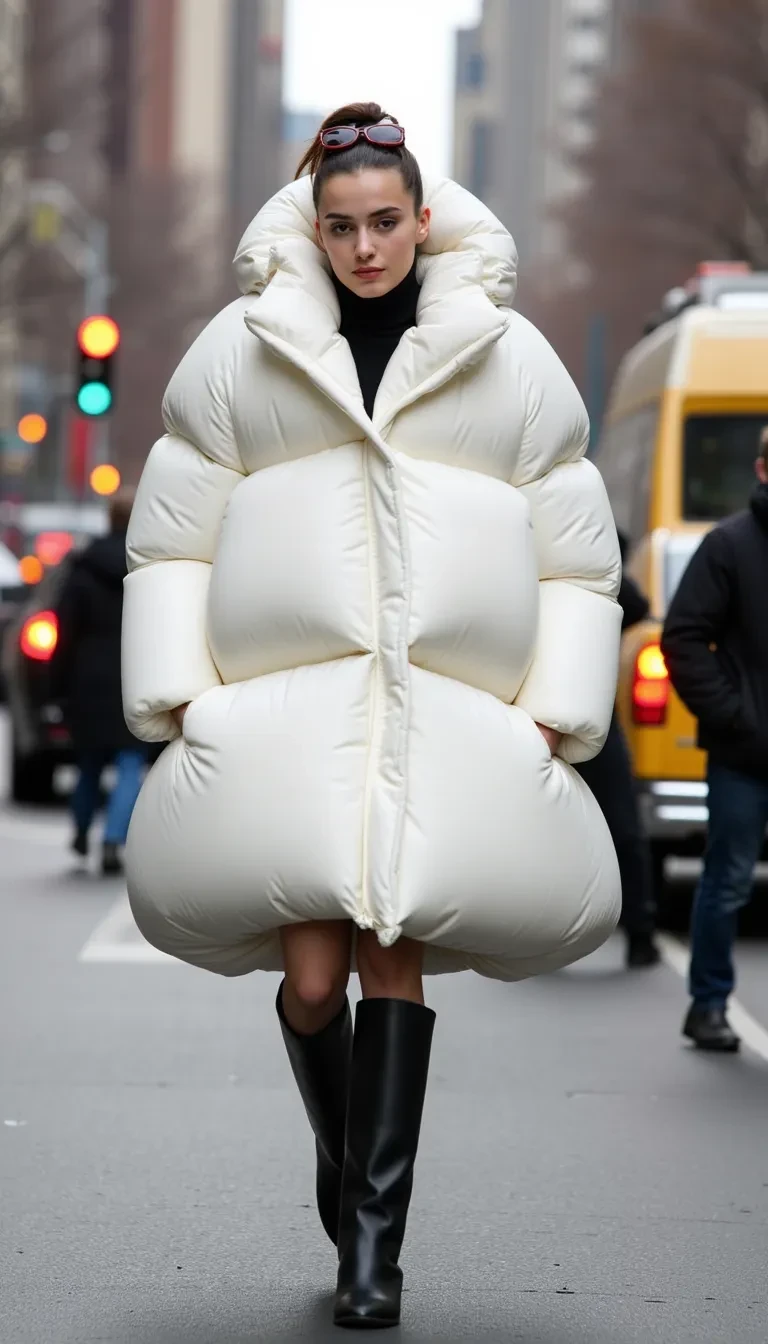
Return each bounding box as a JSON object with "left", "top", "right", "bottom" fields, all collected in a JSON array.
[
  {"left": 662, "top": 427, "right": 768, "bottom": 1051},
  {"left": 577, "top": 534, "right": 660, "bottom": 968},
  {"left": 54, "top": 489, "right": 147, "bottom": 875},
  {"left": 122, "top": 103, "right": 623, "bottom": 1329}
]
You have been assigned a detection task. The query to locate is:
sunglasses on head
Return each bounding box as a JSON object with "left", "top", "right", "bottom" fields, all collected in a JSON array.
[{"left": 319, "top": 124, "right": 406, "bottom": 152}]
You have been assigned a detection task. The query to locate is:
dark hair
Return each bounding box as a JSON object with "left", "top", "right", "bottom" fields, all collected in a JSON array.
[
  {"left": 296, "top": 101, "right": 424, "bottom": 213},
  {"left": 760, "top": 424, "right": 768, "bottom": 469}
]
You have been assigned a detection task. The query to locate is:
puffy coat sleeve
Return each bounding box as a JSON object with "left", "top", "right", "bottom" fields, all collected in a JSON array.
[
  {"left": 122, "top": 304, "right": 247, "bottom": 742},
  {"left": 509, "top": 316, "right": 622, "bottom": 765}
]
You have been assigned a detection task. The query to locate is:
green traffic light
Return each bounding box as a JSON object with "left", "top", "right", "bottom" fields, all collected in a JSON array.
[{"left": 77, "top": 381, "right": 112, "bottom": 416}]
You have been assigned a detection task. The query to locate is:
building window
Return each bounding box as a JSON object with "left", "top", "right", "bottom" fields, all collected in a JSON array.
[
  {"left": 469, "top": 119, "right": 492, "bottom": 200},
  {"left": 461, "top": 50, "right": 486, "bottom": 90}
]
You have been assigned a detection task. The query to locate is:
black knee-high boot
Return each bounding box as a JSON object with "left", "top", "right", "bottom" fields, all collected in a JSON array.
[
  {"left": 276, "top": 982, "right": 353, "bottom": 1245},
  {"left": 334, "top": 998, "right": 436, "bottom": 1330}
]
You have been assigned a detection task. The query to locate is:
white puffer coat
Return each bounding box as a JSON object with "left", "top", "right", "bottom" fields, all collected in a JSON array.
[{"left": 122, "top": 175, "right": 622, "bottom": 981}]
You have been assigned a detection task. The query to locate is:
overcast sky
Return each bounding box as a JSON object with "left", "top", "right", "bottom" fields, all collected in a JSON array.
[{"left": 284, "top": 0, "right": 483, "bottom": 178}]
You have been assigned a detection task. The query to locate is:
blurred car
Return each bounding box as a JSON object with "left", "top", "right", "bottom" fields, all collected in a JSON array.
[
  {"left": 2, "top": 557, "right": 75, "bottom": 802},
  {"left": 0, "top": 501, "right": 112, "bottom": 798},
  {"left": 2, "top": 532, "right": 165, "bottom": 805},
  {"left": 0, "top": 541, "right": 26, "bottom": 697},
  {"left": 594, "top": 263, "right": 768, "bottom": 892},
  {"left": 1, "top": 500, "right": 109, "bottom": 569}
]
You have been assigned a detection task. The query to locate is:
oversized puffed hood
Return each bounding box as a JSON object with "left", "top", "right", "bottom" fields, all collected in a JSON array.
[{"left": 233, "top": 172, "right": 518, "bottom": 309}]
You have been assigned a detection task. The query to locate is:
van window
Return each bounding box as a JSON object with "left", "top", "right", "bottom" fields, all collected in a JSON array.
[
  {"left": 594, "top": 404, "right": 659, "bottom": 548},
  {"left": 684, "top": 414, "right": 768, "bottom": 520}
]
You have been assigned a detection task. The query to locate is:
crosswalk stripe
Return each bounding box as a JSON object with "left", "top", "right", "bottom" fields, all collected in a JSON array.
[
  {"left": 78, "top": 894, "right": 175, "bottom": 963},
  {"left": 75, "top": 901, "right": 768, "bottom": 1051}
]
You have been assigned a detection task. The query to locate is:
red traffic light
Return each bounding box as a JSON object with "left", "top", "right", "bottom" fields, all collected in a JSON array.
[{"left": 77, "top": 315, "right": 120, "bottom": 359}]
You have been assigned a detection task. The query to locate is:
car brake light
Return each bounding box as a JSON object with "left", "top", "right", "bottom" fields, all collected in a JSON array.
[
  {"left": 20, "top": 611, "right": 59, "bottom": 661},
  {"left": 632, "top": 642, "right": 669, "bottom": 726},
  {"left": 35, "top": 531, "right": 73, "bottom": 567}
]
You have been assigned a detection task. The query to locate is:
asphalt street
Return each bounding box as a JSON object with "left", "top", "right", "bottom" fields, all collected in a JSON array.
[{"left": 2, "top": 709, "right": 768, "bottom": 1344}]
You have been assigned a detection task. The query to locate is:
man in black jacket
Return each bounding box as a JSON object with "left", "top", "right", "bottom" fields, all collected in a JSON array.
[
  {"left": 577, "top": 536, "right": 660, "bottom": 968},
  {"left": 662, "top": 428, "right": 768, "bottom": 1051},
  {"left": 54, "top": 490, "right": 147, "bottom": 875}
]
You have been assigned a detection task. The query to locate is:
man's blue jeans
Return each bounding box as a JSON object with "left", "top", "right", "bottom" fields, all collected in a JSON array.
[
  {"left": 72, "top": 748, "right": 148, "bottom": 846},
  {"left": 689, "top": 761, "right": 768, "bottom": 1007}
]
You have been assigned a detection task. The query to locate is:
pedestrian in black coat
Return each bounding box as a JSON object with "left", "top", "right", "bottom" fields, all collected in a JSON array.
[
  {"left": 661, "top": 427, "right": 768, "bottom": 1051},
  {"left": 54, "top": 490, "right": 148, "bottom": 874},
  {"left": 577, "top": 530, "right": 660, "bottom": 969}
]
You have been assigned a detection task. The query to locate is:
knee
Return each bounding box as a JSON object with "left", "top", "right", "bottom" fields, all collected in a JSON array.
[
  {"left": 700, "top": 865, "right": 754, "bottom": 917},
  {"left": 286, "top": 970, "right": 347, "bottom": 1015},
  {"left": 720, "top": 884, "right": 753, "bottom": 918}
]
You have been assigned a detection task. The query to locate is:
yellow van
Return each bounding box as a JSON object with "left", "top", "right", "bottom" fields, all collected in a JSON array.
[{"left": 593, "top": 265, "right": 768, "bottom": 878}]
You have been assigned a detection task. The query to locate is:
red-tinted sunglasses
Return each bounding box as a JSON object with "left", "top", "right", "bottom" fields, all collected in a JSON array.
[{"left": 319, "top": 124, "right": 406, "bottom": 152}]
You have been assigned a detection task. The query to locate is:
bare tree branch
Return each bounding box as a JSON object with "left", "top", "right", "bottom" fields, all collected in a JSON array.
[{"left": 524, "top": 0, "right": 768, "bottom": 389}]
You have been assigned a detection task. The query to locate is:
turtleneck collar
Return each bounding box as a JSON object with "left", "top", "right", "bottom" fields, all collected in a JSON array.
[
  {"left": 750, "top": 480, "right": 768, "bottom": 534},
  {"left": 332, "top": 260, "right": 421, "bottom": 337}
]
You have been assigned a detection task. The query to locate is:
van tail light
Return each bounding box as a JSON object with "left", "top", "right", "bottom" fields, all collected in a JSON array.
[
  {"left": 632, "top": 642, "right": 669, "bottom": 726},
  {"left": 20, "top": 610, "right": 59, "bottom": 662}
]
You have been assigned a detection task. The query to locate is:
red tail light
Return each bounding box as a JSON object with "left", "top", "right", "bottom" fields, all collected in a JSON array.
[
  {"left": 632, "top": 642, "right": 669, "bottom": 725},
  {"left": 20, "top": 611, "right": 59, "bottom": 662},
  {"left": 35, "top": 531, "right": 73, "bottom": 567}
]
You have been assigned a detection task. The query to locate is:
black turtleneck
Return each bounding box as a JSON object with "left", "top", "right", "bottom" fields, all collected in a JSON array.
[{"left": 333, "top": 261, "right": 421, "bottom": 418}]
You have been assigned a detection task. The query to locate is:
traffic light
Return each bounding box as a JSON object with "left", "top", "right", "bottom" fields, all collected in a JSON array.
[{"left": 76, "top": 315, "right": 120, "bottom": 417}]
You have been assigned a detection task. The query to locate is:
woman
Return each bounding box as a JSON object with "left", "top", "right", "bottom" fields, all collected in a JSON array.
[{"left": 122, "top": 103, "right": 622, "bottom": 1330}]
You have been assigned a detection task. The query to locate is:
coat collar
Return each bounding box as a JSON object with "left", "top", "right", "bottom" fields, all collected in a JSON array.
[
  {"left": 243, "top": 239, "right": 508, "bottom": 441},
  {"left": 239, "top": 176, "right": 515, "bottom": 444}
]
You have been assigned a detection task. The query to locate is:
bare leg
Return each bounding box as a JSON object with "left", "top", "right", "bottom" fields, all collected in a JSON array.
[
  {"left": 279, "top": 920, "right": 353, "bottom": 1035},
  {"left": 356, "top": 930, "right": 425, "bottom": 1004}
]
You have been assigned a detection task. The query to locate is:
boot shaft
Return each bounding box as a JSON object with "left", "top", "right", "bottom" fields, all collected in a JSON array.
[
  {"left": 276, "top": 983, "right": 352, "bottom": 1165},
  {"left": 335, "top": 997, "right": 436, "bottom": 1327}
]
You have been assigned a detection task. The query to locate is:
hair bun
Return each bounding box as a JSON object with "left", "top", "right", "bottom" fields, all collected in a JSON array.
[
  {"left": 296, "top": 102, "right": 399, "bottom": 179},
  {"left": 294, "top": 99, "right": 422, "bottom": 214}
]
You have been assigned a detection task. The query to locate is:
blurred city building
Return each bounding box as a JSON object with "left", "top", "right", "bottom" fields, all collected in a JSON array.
[
  {"left": 454, "top": 0, "right": 622, "bottom": 266},
  {"left": 0, "top": 0, "right": 27, "bottom": 457},
  {"left": 228, "top": 0, "right": 284, "bottom": 244},
  {"left": 609, "top": 0, "right": 664, "bottom": 64},
  {"left": 282, "top": 109, "right": 324, "bottom": 191},
  {"left": 107, "top": 0, "right": 284, "bottom": 245},
  {"left": 1, "top": 0, "right": 285, "bottom": 500}
]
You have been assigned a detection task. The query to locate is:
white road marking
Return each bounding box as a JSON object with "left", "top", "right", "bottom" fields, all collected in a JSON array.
[
  {"left": 78, "top": 893, "right": 175, "bottom": 964},
  {"left": 658, "top": 933, "right": 768, "bottom": 1063},
  {"left": 0, "top": 708, "right": 9, "bottom": 800}
]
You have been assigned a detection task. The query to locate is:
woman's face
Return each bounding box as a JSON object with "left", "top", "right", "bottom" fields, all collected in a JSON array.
[{"left": 315, "top": 168, "right": 430, "bottom": 299}]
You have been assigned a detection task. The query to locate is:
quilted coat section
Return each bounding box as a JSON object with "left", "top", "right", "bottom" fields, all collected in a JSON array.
[{"left": 122, "top": 174, "right": 622, "bottom": 980}]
